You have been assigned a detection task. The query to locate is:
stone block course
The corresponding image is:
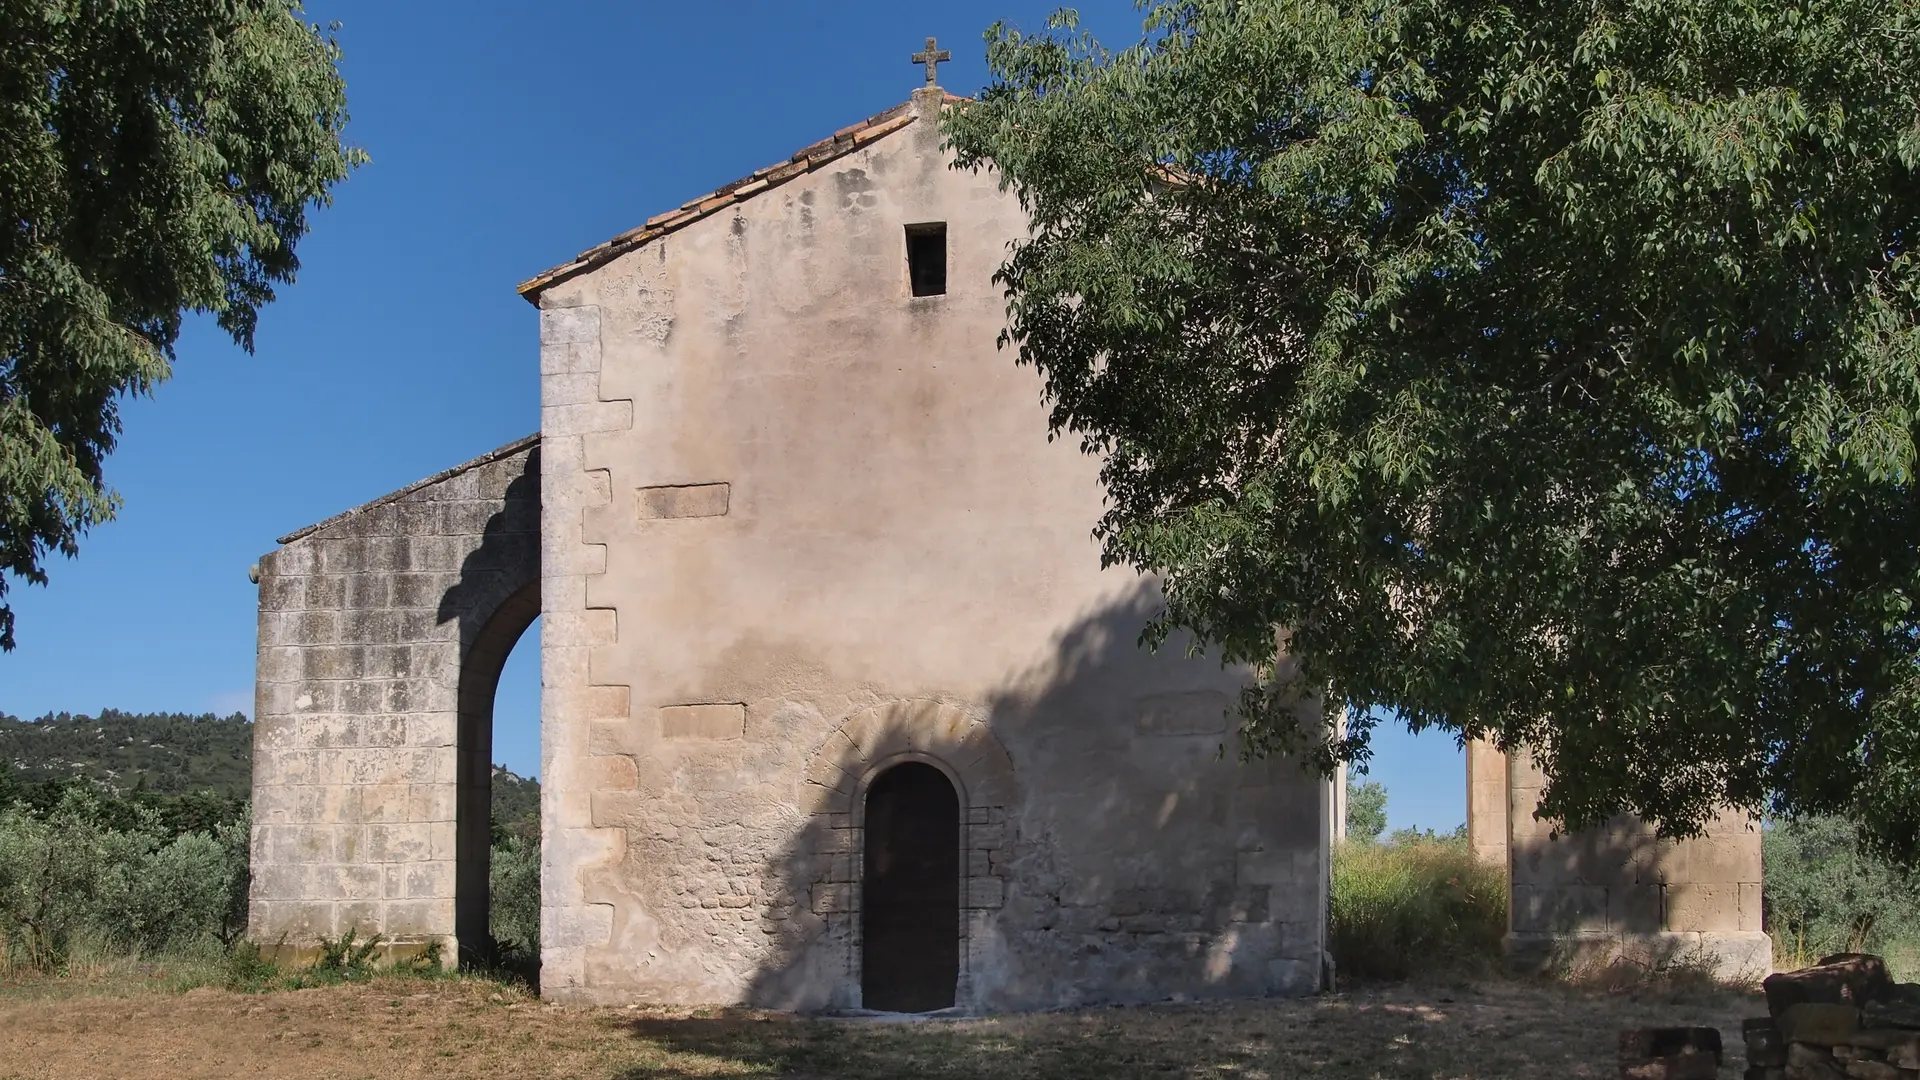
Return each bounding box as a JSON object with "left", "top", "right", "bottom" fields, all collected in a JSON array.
[
  {"left": 660, "top": 703, "right": 747, "bottom": 740},
  {"left": 1666, "top": 883, "right": 1746, "bottom": 933}
]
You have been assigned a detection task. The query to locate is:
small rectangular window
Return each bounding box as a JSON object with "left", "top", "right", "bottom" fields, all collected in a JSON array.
[{"left": 906, "top": 223, "right": 947, "bottom": 297}]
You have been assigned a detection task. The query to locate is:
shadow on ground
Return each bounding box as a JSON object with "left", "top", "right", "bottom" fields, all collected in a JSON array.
[{"left": 602, "top": 977, "right": 1763, "bottom": 1080}]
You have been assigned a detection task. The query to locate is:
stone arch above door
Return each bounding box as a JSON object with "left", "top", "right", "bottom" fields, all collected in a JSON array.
[
  {"left": 802, "top": 700, "right": 1018, "bottom": 818},
  {"left": 248, "top": 435, "right": 539, "bottom": 964},
  {"left": 798, "top": 700, "right": 1018, "bottom": 1008}
]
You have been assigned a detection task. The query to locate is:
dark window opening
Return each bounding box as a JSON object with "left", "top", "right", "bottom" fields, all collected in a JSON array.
[
  {"left": 906, "top": 223, "right": 948, "bottom": 297},
  {"left": 861, "top": 762, "right": 960, "bottom": 1012}
]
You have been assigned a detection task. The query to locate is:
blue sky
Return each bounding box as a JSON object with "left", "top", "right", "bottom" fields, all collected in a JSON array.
[{"left": 0, "top": 2, "right": 1463, "bottom": 833}]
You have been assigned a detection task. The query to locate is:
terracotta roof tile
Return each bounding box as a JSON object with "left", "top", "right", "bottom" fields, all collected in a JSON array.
[{"left": 517, "top": 95, "right": 959, "bottom": 303}]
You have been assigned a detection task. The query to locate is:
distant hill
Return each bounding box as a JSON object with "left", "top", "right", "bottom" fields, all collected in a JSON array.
[{"left": 0, "top": 710, "right": 254, "bottom": 798}]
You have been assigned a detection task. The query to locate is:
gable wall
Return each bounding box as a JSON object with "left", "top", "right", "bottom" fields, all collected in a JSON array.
[{"left": 534, "top": 92, "right": 1331, "bottom": 1010}]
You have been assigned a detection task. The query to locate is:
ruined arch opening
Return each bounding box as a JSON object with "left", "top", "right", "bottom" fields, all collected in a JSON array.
[
  {"left": 454, "top": 577, "right": 540, "bottom": 968},
  {"left": 861, "top": 761, "right": 960, "bottom": 1012}
]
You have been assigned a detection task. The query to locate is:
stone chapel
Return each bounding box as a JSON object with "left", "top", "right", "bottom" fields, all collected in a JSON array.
[{"left": 248, "top": 65, "right": 1766, "bottom": 1012}]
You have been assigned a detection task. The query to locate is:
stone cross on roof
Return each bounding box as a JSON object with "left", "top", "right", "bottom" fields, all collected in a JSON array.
[{"left": 912, "top": 37, "right": 951, "bottom": 87}]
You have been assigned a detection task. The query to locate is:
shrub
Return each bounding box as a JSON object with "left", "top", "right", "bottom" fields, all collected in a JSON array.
[
  {"left": 490, "top": 831, "right": 540, "bottom": 967},
  {"left": 0, "top": 788, "right": 249, "bottom": 970},
  {"left": 1330, "top": 834, "right": 1507, "bottom": 981},
  {"left": 1765, "top": 815, "right": 1920, "bottom": 970}
]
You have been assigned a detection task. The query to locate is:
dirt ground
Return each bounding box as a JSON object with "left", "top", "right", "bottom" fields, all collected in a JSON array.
[{"left": 0, "top": 973, "right": 1761, "bottom": 1080}]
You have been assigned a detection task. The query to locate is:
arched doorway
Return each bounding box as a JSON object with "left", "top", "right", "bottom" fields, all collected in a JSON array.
[
  {"left": 454, "top": 577, "right": 540, "bottom": 966},
  {"left": 861, "top": 762, "right": 960, "bottom": 1012}
]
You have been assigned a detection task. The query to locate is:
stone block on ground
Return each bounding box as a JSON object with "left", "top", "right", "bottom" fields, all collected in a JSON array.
[
  {"left": 1783, "top": 1050, "right": 1847, "bottom": 1080},
  {"left": 1851, "top": 1031, "right": 1920, "bottom": 1054},
  {"left": 1620, "top": 1057, "right": 1719, "bottom": 1080},
  {"left": 1748, "top": 1017, "right": 1788, "bottom": 1067},
  {"left": 1863, "top": 986, "right": 1920, "bottom": 1032},
  {"left": 1767, "top": 956, "right": 1895, "bottom": 1018},
  {"left": 1840, "top": 1060, "right": 1902, "bottom": 1080},
  {"left": 1878, "top": 1032, "right": 1920, "bottom": 1070},
  {"left": 1743, "top": 1069, "right": 1785, "bottom": 1080},
  {"left": 1781, "top": 1004, "right": 1865, "bottom": 1048},
  {"left": 1621, "top": 1027, "right": 1725, "bottom": 1064}
]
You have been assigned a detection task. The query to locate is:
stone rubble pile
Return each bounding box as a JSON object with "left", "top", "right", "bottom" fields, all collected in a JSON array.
[{"left": 1742, "top": 954, "right": 1920, "bottom": 1080}]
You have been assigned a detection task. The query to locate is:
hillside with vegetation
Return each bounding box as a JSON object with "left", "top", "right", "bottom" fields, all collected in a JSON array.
[{"left": 0, "top": 710, "right": 253, "bottom": 798}]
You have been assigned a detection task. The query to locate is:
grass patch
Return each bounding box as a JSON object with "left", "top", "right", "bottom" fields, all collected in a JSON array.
[
  {"left": 1330, "top": 835, "right": 1508, "bottom": 981},
  {"left": 0, "top": 932, "right": 479, "bottom": 1004},
  {"left": 0, "top": 937, "right": 234, "bottom": 1002}
]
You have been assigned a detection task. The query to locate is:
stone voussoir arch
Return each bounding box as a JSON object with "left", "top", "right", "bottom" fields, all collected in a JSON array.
[
  {"left": 802, "top": 699, "right": 1018, "bottom": 817},
  {"left": 797, "top": 699, "right": 1018, "bottom": 1005}
]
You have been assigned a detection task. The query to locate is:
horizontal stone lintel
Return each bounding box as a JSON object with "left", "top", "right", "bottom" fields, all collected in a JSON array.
[
  {"left": 636, "top": 482, "right": 730, "bottom": 520},
  {"left": 660, "top": 703, "right": 747, "bottom": 740}
]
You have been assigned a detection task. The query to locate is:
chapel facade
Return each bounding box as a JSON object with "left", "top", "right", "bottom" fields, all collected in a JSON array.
[{"left": 247, "top": 80, "right": 1336, "bottom": 1011}]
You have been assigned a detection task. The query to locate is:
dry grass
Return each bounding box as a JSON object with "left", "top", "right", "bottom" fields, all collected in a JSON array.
[{"left": 0, "top": 971, "right": 1764, "bottom": 1080}]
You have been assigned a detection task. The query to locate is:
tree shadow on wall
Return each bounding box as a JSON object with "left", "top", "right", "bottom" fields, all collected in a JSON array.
[
  {"left": 1504, "top": 810, "right": 1764, "bottom": 984},
  {"left": 665, "top": 578, "right": 1329, "bottom": 1020}
]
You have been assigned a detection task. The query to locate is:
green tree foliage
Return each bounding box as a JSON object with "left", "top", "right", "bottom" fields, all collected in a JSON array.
[
  {"left": 945, "top": 2, "right": 1920, "bottom": 861},
  {"left": 490, "top": 764, "right": 540, "bottom": 845},
  {"left": 1765, "top": 815, "right": 1920, "bottom": 968},
  {"left": 1346, "top": 778, "right": 1388, "bottom": 842},
  {"left": 0, "top": 2, "right": 362, "bottom": 648},
  {"left": 488, "top": 831, "right": 539, "bottom": 967},
  {"left": 488, "top": 765, "right": 540, "bottom": 973}
]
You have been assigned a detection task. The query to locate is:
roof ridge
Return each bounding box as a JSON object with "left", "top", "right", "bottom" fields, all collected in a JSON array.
[
  {"left": 516, "top": 92, "right": 969, "bottom": 303},
  {"left": 276, "top": 433, "right": 540, "bottom": 545}
]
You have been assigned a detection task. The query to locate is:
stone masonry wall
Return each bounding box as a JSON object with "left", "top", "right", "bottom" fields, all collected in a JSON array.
[
  {"left": 250, "top": 438, "right": 540, "bottom": 960},
  {"left": 1465, "top": 739, "right": 1510, "bottom": 867},
  {"left": 1503, "top": 750, "right": 1770, "bottom": 980}
]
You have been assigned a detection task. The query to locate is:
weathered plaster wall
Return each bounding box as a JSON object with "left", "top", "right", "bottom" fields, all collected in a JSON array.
[
  {"left": 534, "top": 89, "right": 1331, "bottom": 1011},
  {"left": 249, "top": 439, "right": 539, "bottom": 960}
]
